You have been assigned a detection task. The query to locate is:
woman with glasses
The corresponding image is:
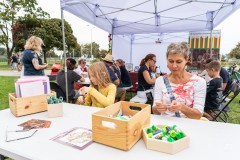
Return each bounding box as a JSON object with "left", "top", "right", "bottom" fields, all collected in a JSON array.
[
  {"left": 137, "top": 54, "right": 156, "bottom": 98},
  {"left": 152, "top": 42, "right": 206, "bottom": 119}
]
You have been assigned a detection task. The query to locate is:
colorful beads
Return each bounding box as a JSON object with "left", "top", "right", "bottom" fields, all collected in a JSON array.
[{"left": 146, "top": 125, "right": 185, "bottom": 142}]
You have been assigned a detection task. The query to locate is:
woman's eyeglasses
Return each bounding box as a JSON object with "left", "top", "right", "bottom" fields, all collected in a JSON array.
[{"left": 152, "top": 59, "right": 156, "bottom": 63}]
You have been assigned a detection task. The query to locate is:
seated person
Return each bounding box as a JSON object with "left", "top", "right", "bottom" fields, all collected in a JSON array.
[
  {"left": 102, "top": 54, "right": 126, "bottom": 101},
  {"left": 153, "top": 42, "right": 206, "bottom": 119},
  {"left": 115, "top": 59, "right": 132, "bottom": 87},
  {"left": 56, "top": 58, "right": 85, "bottom": 99},
  {"left": 77, "top": 62, "right": 116, "bottom": 108},
  {"left": 137, "top": 53, "right": 156, "bottom": 98},
  {"left": 203, "top": 61, "right": 223, "bottom": 120},
  {"left": 206, "top": 58, "right": 232, "bottom": 95},
  {"left": 149, "top": 65, "right": 160, "bottom": 79},
  {"left": 74, "top": 58, "right": 88, "bottom": 77}
]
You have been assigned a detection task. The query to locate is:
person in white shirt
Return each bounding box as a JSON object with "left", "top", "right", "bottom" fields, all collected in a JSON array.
[
  {"left": 152, "top": 42, "right": 206, "bottom": 119},
  {"left": 74, "top": 58, "right": 88, "bottom": 77}
]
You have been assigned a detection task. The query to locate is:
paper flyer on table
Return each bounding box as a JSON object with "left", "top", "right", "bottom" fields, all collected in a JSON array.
[{"left": 51, "top": 127, "right": 93, "bottom": 150}]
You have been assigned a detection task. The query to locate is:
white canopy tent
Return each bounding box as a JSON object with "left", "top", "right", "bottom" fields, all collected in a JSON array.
[
  {"left": 59, "top": 0, "right": 240, "bottom": 101},
  {"left": 112, "top": 32, "right": 189, "bottom": 72}
]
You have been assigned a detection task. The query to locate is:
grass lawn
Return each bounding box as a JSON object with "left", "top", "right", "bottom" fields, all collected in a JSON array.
[
  {"left": 0, "top": 76, "right": 19, "bottom": 110},
  {"left": 0, "top": 76, "right": 240, "bottom": 124}
]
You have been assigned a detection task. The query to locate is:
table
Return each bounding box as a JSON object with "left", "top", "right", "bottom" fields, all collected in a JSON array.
[
  {"left": 78, "top": 77, "right": 90, "bottom": 85},
  {"left": 0, "top": 103, "right": 240, "bottom": 160}
]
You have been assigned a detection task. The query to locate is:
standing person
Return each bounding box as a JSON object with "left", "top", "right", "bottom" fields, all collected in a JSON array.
[
  {"left": 22, "top": 36, "right": 48, "bottom": 75},
  {"left": 153, "top": 42, "right": 206, "bottom": 119},
  {"left": 10, "top": 54, "right": 18, "bottom": 71},
  {"left": 77, "top": 62, "right": 116, "bottom": 108},
  {"left": 115, "top": 59, "right": 132, "bottom": 87},
  {"left": 203, "top": 61, "right": 223, "bottom": 120},
  {"left": 56, "top": 58, "right": 85, "bottom": 99}
]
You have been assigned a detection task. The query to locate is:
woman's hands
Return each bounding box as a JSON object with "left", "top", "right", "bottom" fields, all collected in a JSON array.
[
  {"left": 167, "top": 100, "right": 183, "bottom": 113},
  {"left": 154, "top": 101, "right": 168, "bottom": 114},
  {"left": 153, "top": 100, "right": 183, "bottom": 114}
]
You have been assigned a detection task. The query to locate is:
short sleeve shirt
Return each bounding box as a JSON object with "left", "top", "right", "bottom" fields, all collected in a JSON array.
[
  {"left": 138, "top": 65, "right": 153, "bottom": 91},
  {"left": 22, "top": 49, "right": 44, "bottom": 75},
  {"left": 105, "top": 64, "right": 118, "bottom": 82}
]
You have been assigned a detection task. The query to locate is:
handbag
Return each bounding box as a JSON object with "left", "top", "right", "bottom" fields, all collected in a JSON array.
[{"left": 163, "top": 76, "right": 180, "bottom": 117}]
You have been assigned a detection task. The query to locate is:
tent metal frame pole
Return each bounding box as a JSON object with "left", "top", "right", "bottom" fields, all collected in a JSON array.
[
  {"left": 61, "top": 8, "right": 69, "bottom": 103},
  {"left": 130, "top": 37, "right": 133, "bottom": 64},
  {"left": 111, "top": 26, "right": 114, "bottom": 55},
  {"left": 209, "top": 29, "right": 213, "bottom": 58}
]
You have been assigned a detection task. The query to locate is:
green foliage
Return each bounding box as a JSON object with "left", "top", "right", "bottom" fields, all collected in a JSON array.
[
  {"left": 0, "top": 76, "right": 19, "bottom": 110},
  {"left": 229, "top": 42, "right": 240, "bottom": 59},
  {"left": 82, "top": 42, "right": 100, "bottom": 58},
  {"left": 0, "top": 48, "right": 6, "bottom": 55},
  {"left": 13, "top": 17, "right": 78, "bottom": 62},
  {"left": 0, "top": 0, "right": 49, "bottom": 62}
]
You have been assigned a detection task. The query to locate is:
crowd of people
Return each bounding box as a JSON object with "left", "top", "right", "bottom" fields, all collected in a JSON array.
[{"left": 20, "top": 35, "right": 235, "bottom": 121}]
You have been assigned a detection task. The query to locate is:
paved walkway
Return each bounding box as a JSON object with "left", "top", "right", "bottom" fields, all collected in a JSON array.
[{"left": 0, "top": 70, "right": 51, "bottom": 76}]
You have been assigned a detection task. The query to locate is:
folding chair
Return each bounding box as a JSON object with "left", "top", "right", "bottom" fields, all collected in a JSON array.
[
  {"left": 50, "top": 82, "right": 78, "bottom": 103},
  {"left": 210, "top": 82, "right": 240, "bottom": 123},
  {"left": 50, "top": 82, "right": 66, "bottom": 100},
  {"left": 128, "top": 72, "right": 138, "bottom": 98}
]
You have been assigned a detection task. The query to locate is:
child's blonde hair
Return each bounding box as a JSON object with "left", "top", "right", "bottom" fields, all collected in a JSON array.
[
  {"left": 88, "top": 62, "right": 112, "bottom": 88},
  {"left": 24, "top": 36, "right": 44, "bottom": 54}
]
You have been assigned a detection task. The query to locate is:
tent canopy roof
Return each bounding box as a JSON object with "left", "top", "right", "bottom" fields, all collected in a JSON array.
[{"left": 60, "top": 0, "right": 240, "bottom": 35}]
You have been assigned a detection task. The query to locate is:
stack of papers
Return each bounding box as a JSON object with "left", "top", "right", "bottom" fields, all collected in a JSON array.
[{"left": 15, "top": 76, "right": 50, "bottom": 98}]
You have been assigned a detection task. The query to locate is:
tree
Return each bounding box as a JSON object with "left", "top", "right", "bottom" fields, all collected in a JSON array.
[
  {"left": 13, "top": 18, "right": 78, "bottom": 62},
  {"left": 229, "top": 42, "right": 240, "bottom": 59},
  {"left": 83, "top": 42, "right": 100, "bottom": 58},
  {"left": 0, "top": 0, "right": 49, "bottom": 63}
]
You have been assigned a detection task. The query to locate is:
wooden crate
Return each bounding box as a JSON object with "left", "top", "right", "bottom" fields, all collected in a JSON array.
[
  {"left": 9, "top": 91, "right": 56, "bottom": 117},
  {"left": 143, "top": 125, "right": 190, "bottom": 154},
  {"left": 92, "top": 101, "right": 151, "bottom": 150}
]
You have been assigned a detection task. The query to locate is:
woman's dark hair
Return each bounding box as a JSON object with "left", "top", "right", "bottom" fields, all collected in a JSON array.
[
  {"left": 140, "top": 53, "right": 156, "bottom": 66},
  {"left": 66, "top": 58, "right": 76, "bottom": 70}
]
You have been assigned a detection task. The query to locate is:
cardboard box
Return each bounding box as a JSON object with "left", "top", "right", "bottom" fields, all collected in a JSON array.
[
  {"left": 143, "top": 125, "right": 190, "bottom": 154},
  {"left": 92, "top": 101, "right": 151, "bottom": 150},
  {"left": 9, "top": 91, "right": 56, "bottom": 117}
]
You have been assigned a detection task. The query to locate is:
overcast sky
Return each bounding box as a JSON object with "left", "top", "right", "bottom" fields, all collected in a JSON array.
[{"left": 37, "top": 0, "right": 240, "bottom": 54}]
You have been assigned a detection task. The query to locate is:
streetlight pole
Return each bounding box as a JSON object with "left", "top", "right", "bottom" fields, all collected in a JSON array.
[{"left": 87, "top": 25, "right": 94, "bottom": 59}]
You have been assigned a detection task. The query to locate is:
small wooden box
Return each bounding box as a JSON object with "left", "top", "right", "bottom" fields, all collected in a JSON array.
[
  {"left": 9, "top": 91, "right": 56, "bottom": 117},
  {"left": 47, "top": 103, "right": 63, "bottom": 118},
  {"left": 143, "top": 125, "right": 190, "bottom": 154},
  {"left": 92, "top": 101, "right": 151, "bottom": 150}
]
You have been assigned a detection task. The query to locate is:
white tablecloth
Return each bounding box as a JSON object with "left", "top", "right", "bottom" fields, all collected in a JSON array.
[{"left": 0, "top": 103, "right": 239, "bottom": 160}]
